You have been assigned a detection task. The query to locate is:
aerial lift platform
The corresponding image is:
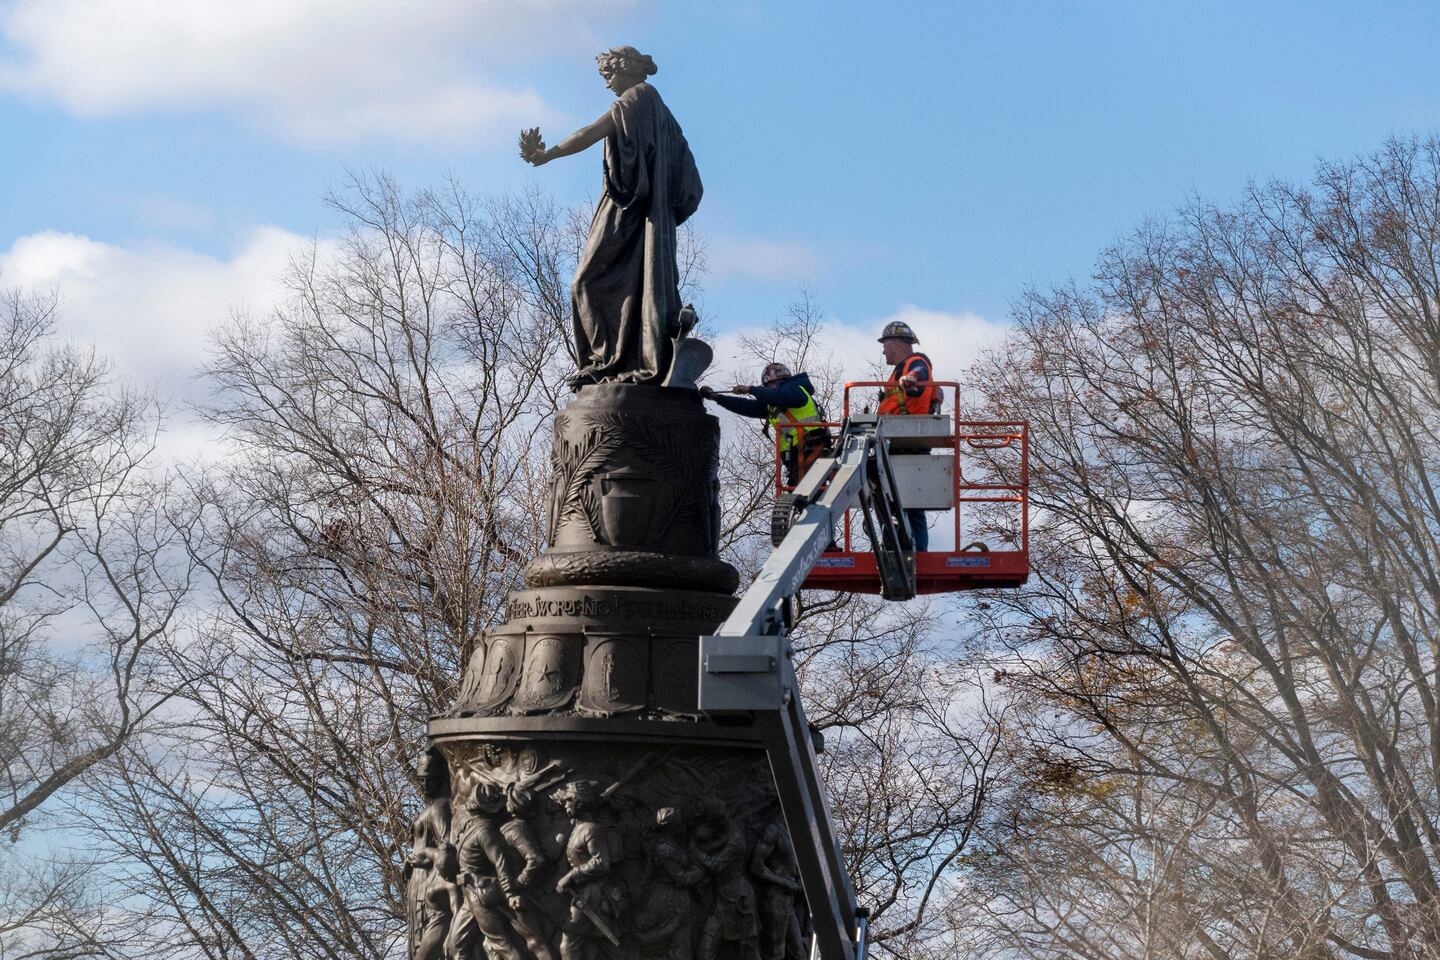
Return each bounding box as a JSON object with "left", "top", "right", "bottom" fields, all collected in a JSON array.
[{"left": 699, "top": 382, "right": 1029, "bottom": 960}]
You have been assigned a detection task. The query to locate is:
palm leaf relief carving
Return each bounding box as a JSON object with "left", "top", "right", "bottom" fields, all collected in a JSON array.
[
  {"left": 547, "top": 410, "right": 717, "bottom": 551},
  {"left": 550, "top": 415, "right": 622, "bottom": 544}
]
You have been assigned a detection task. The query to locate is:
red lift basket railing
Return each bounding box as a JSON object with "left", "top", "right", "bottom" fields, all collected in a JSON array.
[{"left": 774, "top": 380, "right": 1030, "bottom": 595}]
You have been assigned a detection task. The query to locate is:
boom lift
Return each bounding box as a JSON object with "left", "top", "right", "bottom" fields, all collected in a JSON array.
[{"left": 699, "top": 383, "right": 1029, "bottom": 960}]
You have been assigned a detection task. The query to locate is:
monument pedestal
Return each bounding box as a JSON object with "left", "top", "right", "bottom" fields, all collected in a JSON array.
[{"left": 413, "top": 385, "right": 807, "bottom": 960}]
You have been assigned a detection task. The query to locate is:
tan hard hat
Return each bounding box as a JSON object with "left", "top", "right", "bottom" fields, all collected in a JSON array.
[{"left": 877, "top": 320, "right": 919, "bottom": 344}]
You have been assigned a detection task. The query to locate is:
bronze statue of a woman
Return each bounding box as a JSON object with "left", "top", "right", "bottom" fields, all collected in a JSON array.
[{"left": 521, "top": 46, "right": 702, "bottom": 388}]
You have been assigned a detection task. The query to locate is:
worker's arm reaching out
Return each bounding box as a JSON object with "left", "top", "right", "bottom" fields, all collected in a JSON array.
[
  {"left": 745, "top": 380, "right": 809, "bottom": 409},
  {"left": 704, "top": 388, "right": 767, "bottom": 418},
  {"left": 701, "top": 379, "right": 807, "bottom": 418}
]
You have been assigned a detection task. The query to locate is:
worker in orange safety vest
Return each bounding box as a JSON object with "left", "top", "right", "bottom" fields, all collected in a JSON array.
[
  {"left": 876, "top": 320, "right": 940, "bottom": 550},
  {"left": 877, "top": 320, "right": 940, "bottom": 416}
]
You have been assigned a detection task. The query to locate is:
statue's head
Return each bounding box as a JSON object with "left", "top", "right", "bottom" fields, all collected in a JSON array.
[
  {"left": 596, "top": 46, "right": 656, "bottom": 94},
  {"left": 692, "top": 795, "right": 728, "bottom": 841},
  {"left": 739, "top": 783, "right": 780, "bottom": 817},
  {"left": 556, "top": 779, "right": 599, "bottom": 817},
  {"left": 418, "top": 748, "right": 450, "bottom": 801},
  {"left": 468, "top": 781, "right": 506, "bottom": 816},
  {"left": 506, "top": 783, "right": 538, "bottom": 818}
]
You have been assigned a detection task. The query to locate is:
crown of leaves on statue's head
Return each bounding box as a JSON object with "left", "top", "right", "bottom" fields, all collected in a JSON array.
[{"left": 596, "top": 45, "right": 658, "bottom": 77}]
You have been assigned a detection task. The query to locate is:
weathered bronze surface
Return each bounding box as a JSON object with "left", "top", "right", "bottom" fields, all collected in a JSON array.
[
  {"left": 404, "top": 45, "right": 809, "bottom": 955},
  {"left": 451, "top": 585, "right": 731, "bottom": 718},
  {"left": 524, "top": 384, "right": 736, "bottom": 595},
  {"left": 405, "top": 750, "right": 455, "bottom": 960},
  {"left": 413, "top": 382, "right": 808, "bottom": 959},
  {"left": 520, "top": 46, "right": 702, "bottom": 388},
  {"left": 417, "top": 732, "right": 803, "bottom": 960}
]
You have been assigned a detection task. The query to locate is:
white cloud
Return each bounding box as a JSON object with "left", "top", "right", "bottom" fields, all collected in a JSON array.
[
  {"left": 707, "top": 235, "right": 823, "bottom": 284},
  {"left": 710, "top": 304, "right": 1011, "bottom": 389},
  {"left": 1, "top": 225, "right": 321, "bottom": 463},
  {"left": 824, "top": 305, "right": 1009, "bottom": 385},
  {"left": 0, "top": 0, "right": 639, "bottom": 146},
  {"left": 0, "top": 226, "right": 303, "bottom": 400}
]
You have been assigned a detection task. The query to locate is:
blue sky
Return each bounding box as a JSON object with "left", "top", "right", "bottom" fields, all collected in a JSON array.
[{"left": 1, "top": 0, "right": 1437, "bottom": 398}]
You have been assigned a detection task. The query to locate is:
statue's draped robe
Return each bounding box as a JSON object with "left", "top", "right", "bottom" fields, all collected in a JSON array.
[{"left": 571, "top": 82, "right": 702, "bottom": 385}]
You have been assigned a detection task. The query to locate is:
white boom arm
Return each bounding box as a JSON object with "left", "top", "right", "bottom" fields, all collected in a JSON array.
[{"left": 699, "top": 414, "right": 913, "bottom": 960}]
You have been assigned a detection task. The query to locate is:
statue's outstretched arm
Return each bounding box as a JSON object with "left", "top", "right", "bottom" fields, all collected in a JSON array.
[{"left": 521, "top": 111, "right": 616, "bottom": 167}]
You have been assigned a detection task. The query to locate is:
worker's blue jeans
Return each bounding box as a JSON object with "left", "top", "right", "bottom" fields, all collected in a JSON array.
[{"left": 906, "top": 509, "right": 929, "bottom": 552}]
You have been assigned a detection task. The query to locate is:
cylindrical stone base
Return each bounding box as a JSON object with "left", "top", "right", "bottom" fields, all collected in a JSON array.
[
  {"left": 409, "top": 383, "right": 806, "bottom": 960},
  {"left": 524, "top": 383, "right": 739, "bottom": 595}
]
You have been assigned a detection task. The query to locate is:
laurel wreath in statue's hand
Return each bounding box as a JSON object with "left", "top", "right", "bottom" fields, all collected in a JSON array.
[{"left": 519, "top": 128, "right": 548, "bottom": 165}]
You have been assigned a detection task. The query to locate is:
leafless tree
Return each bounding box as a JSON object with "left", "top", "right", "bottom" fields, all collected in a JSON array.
[
  {"left": 965, "top": 137, "right": 1440, "bottom": 960},
  {"left": 0, "top": 287, "right": 195, "bottom": 956},
  {"left": 68, "top": 175, "right": 582, "bottom": 958},
  {"left": 55, "top": 176, "right": 1001, "bottom": 958}
]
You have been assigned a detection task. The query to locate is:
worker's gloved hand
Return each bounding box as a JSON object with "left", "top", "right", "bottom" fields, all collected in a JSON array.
[
  {"left": 699, "top": 385, "right": 716, "bottom": 399},
  {"left": 731, "top": 384, "right": 750, "bottom": 395}
]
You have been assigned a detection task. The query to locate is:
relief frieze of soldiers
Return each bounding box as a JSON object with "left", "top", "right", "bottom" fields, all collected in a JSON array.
[{"left": 405, "top": 745, "right": 807, "bottom": 960}]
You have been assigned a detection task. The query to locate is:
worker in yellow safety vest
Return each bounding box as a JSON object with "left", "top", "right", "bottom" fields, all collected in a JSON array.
[{"left": 702, "top": 362, "right": 833, "bottom": 486}]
